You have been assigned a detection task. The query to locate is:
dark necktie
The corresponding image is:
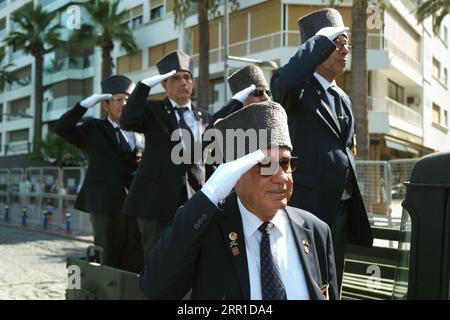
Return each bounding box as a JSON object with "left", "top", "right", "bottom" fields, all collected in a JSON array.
[
  {"left": 258, "top": 221, "right": 287, "bottom": 300},
  {"left": 327, "top": 86, "right": 347, "bottom": 135},
  {"left": 175, "top": 107, "right": 194, "bottom": 145},
  {"left": 115, "top": 127, "right": 131, "bottom": 152}
]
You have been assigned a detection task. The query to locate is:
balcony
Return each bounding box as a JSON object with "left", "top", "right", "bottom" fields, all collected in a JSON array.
[
  {"left": 369, "top": 96, "right": 423, "bottom": 139},
  {"left": 368, "top": 33, "right": 422, "bottom": 85},
  {"left": 43, "top": 56, "right": 95, "bottom": 86}
]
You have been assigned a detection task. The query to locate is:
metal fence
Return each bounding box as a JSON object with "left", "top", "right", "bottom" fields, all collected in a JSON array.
[
  {"left": 356, "top": 159, "right": 418, "bottom": 229},
  {"left": 0, "top": 166, "right": 91, "bottom": 235},
  {"left": 0, "top": 159, "right": 418, "bottom": 235}
]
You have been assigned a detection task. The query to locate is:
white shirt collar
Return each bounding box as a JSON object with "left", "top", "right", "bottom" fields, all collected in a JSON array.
[
  {"left": 107, "top": 116, "right": 120, "bottom": 129},
  {"left": 169, "top": 98, "right": 192, "bottom": 112},
  {"left": 237, "top": 197, "right": 286, "bottom": 238},
  {"left": 314, "top": 72, "right": 337, "bottom": 90}
]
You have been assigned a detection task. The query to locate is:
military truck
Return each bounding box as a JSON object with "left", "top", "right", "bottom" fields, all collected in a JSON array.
[{"left": 67, "top": 152, "right": 450, "bottom": 300}]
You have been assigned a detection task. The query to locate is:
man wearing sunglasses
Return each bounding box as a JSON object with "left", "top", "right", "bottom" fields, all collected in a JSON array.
[
  {"left": 212, "top": 64, "right": 272, "bottom": 123},
  {"left": 54, "top": 75, "right": 144, "bottom": 273},
  {"left": 271, "top": 8, "right": 373, "bottom": 291},
  {"left": 140, "top": 101, "right": 338, "bottom": 300}
]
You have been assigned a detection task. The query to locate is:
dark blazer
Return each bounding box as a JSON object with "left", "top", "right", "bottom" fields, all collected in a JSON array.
[
  {"left": 271, "top": 35, "right": 373, "bottom": 247},
  {"left": 120, "top": 82, "right": 212, "bottom": 221},
  {"left": 140, "top": 191, "right": 338, "bottom": 300},
  {"left": 54, "top": 103, "right": 144, "bottom": 215}
]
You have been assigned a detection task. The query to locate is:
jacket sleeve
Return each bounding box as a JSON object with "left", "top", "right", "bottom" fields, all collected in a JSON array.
[
  {"left": 211, "top": 99, "right": 244, "bottom": 126},
  {"left": 54, "top": 103, "right": 90, "bottom": 149},
  {"left": 120, "top": 82, "right": 152, "bottom": 133},
  {"left": 271, "top": 35, "right": 336, "bottom": 112},
  {"left": 325, "top": 224, "right": 339, "bottom": 300},
  {"left": 139, "top": 191, "right": 220, "bottom": 299}
]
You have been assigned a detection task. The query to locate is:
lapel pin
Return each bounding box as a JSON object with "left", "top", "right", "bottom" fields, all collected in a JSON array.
[
  {"left": 303, "top": 239, "right": 310, "bottom": 254},
  {"left": 231, "top": 247, "right": 240, "bottom": 256},
  {"left": 316, "top": 89, "right": 322, "bottom": 96},
  {"left": 229, "top": 232, "right": 238, "bottom": 241},
  {"left": 164, "top": 106, "right": 171, "bottom": 114}
]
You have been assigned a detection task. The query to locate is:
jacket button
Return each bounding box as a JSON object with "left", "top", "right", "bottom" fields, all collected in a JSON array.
[
  {"left": 194, "top": 223, "right": 200, "bottom": 230},
  {"left": 202, "top": 214, "right": 207, "bottom": 219}
]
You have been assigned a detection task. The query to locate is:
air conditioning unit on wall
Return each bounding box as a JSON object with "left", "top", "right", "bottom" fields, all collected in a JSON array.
[{"left": 406, "top": 96, "right": 420, "bottom": 106}]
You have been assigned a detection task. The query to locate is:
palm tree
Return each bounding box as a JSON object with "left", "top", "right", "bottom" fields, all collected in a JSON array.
[
  {"left": 173, "top": 0, "right": 239, "bottom": 111},
  {"left": 5, "top": 4, "right": 63, "bottom": 154},
  {"left": 416, "top": 0, "right": 450, "bottom": 34},
  {"left": 350, "top": 0, "right": 369, "bottom": 160},
  {"left": 71, "top": 0, "right": 137, "bottom": 80}
]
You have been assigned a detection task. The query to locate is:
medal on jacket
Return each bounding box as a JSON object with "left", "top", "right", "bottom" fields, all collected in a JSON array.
[
  {"left": 229, "top": 232, "right": 239, "bottom": 256},
  {"left": 303, "top": 239, "right": 310, "bottom": 254}
]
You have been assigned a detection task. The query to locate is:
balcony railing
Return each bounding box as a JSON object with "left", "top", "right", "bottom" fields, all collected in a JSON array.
[
  {"left": 369, "top": 96, "right": 422, "bottom": 127},
  {"left": 368, "top": 33, "right": 421, "bottom": 73}
]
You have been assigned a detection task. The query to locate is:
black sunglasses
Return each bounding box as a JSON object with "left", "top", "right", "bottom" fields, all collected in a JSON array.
[
  {"left": 251, "top": 88, "right": 272, "bottom": 97},
  {"left": 257, "top": 156, "right": 298, "bottom": 176}
]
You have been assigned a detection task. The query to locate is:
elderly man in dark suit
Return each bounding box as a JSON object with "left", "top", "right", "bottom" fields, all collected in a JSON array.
[
  {"left": 120, "top": 51, "right": 212, "bottom": 255},
  {"left": 55, "top": 75, "right": 144, "bottom": 273},
  {"left": 270, "top": 8, "right": 373, "bottom": 290},
  {"left": 140, "top": 101, "right": 338, "bottom": 300}
]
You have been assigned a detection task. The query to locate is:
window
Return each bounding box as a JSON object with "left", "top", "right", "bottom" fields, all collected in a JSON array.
[
  {"left": 121, "top": 5, "right": 143, "bottom": 29},
  {"left": 432, "top": 103, "right": 441, "bottom": 125},
  {"left": 388, "top": 79, "right": 405, "bottom": 104},
  {"left": 131, "top": 5, "right": 144, "bottom": 29},
  {"left": 8, "top": 97, "right": 30, "bottom": 121},
  {"left": 443, "top": 68, "right": 448, "bottom": 86},
  {"left": 8, "top": 129, "right": 29, "bottom": 143},
  {"left": 150, "top": 0, "right": 164, "bottom": 21},
  {"left": 117, "top": 50, "right": 143, "bottom": 74},
  {"left": 440, "top": 25, "right": 448, "bottom": 45},
  {"left": 0, "top": 18, "right": 5, "bottom": 38},
  {"left": 9, "top": 66, "right": 32, "bottom": 91},
  {"left": 432, "top": 57, "right": 441, "bottom": 79},
  {"left": 148, "top": 40, "right": 177, "bottom": 66}
]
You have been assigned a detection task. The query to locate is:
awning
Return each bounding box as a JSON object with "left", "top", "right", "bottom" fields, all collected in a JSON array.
[{"left": 386, "top": 140, "right": 419, "bottom": 154}]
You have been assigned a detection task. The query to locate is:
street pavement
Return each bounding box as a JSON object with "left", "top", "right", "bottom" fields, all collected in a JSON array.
[{"left": 0, "top": 223, "right": 92, "bottom": 300}]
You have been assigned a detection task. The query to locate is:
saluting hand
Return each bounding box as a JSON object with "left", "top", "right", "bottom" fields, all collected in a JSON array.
[
  {"left": 316, "top": 26, "right": 349, "bottom": 41},
  {"left": 201, "top": 149, "right": 265, "bottom": 206},
  {"left": 141, "top": 70, "right": 176, "bottom": 88},
  {"left": 80, "top": 93, "right": 113, "bottom": 108},
  {"left": 232, "top": 84, "right": 256, "bottom": 103}
]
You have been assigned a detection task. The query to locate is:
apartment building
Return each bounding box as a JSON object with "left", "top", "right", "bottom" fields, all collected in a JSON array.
[{"left": 0, "top": 0, "right": 448, "bottom": 161}]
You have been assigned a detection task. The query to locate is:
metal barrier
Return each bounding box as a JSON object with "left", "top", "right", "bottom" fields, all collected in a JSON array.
[
  {"left": 356, "top": 159, "right": 418, "bottom": 229},
  {"left": 0, "top": 160, "right": 418, "bottom": 238},
  {"left": 1, "top": 166, "right": 91, "bottom": 235}
]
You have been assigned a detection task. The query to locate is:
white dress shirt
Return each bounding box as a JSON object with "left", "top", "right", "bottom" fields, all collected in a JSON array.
[
  {"left": 107, "top": 117, "right": 136, "bottom": 150},
  {"left": 237, "top": 198, "right": 310, "bottom": 300},
  {"left": 314, "top": 72, "right": 338, "bottom": 118},
  {"left": 169, "top": 98, "right": 199, "bottom": 142}
]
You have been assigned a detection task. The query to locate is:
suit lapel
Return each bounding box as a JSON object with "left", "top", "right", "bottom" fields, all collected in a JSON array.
[
  {"left": 101, "top": 118, "right": 121, "bottom": 153},
  {"left": 218, "top": 193, "right": 251, "bottom": 299},
  {"left": 192, "top": 106, "right": 207, "bottom": 135},
  {"left": 308, "top": 79, "right": 341, "bottom": 140},
  {"left": 151, "top": 98, "right": 179, "bottom": 137},
  {"left": 337, "top": 88, "right": 354, "bottom": 144},
  {"left": 285, "top": 207, "right": 323, "bottom": 300}
]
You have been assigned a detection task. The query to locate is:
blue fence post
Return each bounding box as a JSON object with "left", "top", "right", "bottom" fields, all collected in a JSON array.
[
  {"left": 4, "top": 205, "right": 9, "bottom": 223},
  {"left": 21, "top": 207, "right": 27, "bottom": 227},
  {"left": 42, "top": 210, "right": 48, "bottom": 230},
  {"left": 65, "top": 211, "right": 71, "bottom": 234}
]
